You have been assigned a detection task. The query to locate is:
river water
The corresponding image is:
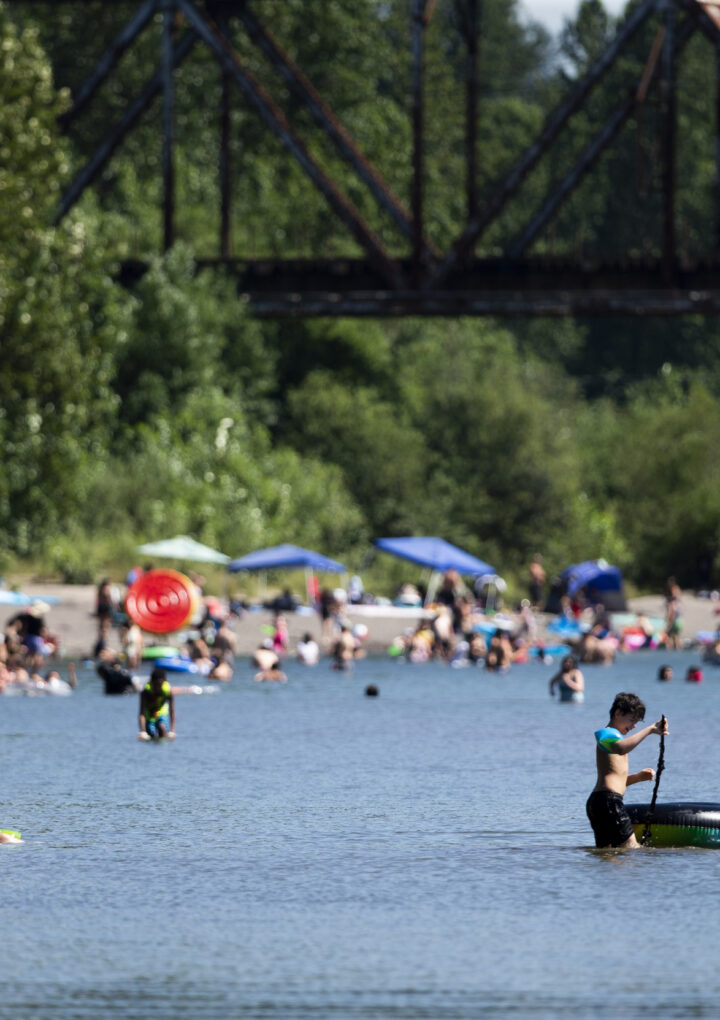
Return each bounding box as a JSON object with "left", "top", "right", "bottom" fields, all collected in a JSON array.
[{"left": 2, "top": 650, "right": 720, "bottom": 1019}]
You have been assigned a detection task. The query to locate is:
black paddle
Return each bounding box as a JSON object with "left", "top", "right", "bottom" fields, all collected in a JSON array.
[{"left": 640, "top": 714, "right": 666, "bottom": 846}]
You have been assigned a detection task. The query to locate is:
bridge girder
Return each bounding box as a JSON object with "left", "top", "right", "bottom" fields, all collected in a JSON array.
[{"left": 9, "top": 0, "right": 720, "bottom": 315}]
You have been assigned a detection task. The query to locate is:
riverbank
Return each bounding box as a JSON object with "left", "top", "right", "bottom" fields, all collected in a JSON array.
[{"left": 5, "top": 582, "right": 718, "bottom": 660}]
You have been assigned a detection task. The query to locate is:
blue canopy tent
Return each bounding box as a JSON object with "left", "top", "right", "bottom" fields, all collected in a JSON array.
[
  {"left": 374, "top": 537, "right": 494, "bottom": 575},
  {"left": 374, "top": 537, "right": 495, "bottom": 605},
  {"left": 228, "top": 544, "right": 346, "bottom": 573},
  {"left": 562, "top": 559, "right": 626, "bottom": 611},
  {"left": 228, "top": 544, "right": 346, "bottom": 606}
]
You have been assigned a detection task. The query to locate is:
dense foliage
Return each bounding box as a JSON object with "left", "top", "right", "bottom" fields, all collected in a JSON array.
[{"left": 3, "top": 0, "right": 720, "bottom": 594}]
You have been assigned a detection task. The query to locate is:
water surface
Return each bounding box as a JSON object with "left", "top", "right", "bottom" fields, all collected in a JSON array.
[{"left": 2, "top": 651, "right": 719, "bottom": 1018}]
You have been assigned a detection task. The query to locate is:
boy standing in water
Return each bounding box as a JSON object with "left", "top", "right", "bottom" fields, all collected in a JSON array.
[
  {"left": 138, "top": 667, "right": 176, "bottom": 741},
  {"left": 586, "top": 692, "right": 668, "bottom": 849}
]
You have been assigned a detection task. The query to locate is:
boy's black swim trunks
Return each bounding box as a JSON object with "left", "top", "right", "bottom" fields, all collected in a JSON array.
[{"left": 586, "top": 790, "right": 634, "bottom": 848}]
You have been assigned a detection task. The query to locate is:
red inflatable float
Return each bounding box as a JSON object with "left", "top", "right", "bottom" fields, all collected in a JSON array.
[{"left": 125, "top": 569, "right": 199, "bottom": 634}]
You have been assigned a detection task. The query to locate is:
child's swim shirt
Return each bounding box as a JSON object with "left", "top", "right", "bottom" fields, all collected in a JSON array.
[{"left": 595, "top": 726, "right": 622, "bottom": 753}]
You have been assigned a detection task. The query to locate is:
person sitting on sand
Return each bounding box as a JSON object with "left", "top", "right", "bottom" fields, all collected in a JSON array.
[{"left": 138, "top": 667, "right": 175, "bottom": 740}]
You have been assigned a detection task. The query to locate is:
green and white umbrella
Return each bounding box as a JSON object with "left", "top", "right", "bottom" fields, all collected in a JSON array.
[{"left": 136, "top": 535, "right": 231, "bottom": 566}]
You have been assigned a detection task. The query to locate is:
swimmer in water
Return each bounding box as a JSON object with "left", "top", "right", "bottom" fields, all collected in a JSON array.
[
  {"left": 254, "top": 665, "right": 287, "bottom": 683},
  {"left": 549, "top": 655, "right": 585, "bottom": 703},
  {"left": 586, "top": 692, "right": 668, "bottom": 849}
]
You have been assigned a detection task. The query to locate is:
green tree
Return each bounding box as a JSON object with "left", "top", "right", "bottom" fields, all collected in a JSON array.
[{"left": 0, "top": 8, "right": 127, "bottom": 552}]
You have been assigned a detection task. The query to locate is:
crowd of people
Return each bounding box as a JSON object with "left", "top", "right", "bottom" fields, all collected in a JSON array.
[
  {"left": 2, "top": 558, "right": 715, "bottom": 700},
  {"left": 0, "top": 600, "right": 77, "bottom": 695}
]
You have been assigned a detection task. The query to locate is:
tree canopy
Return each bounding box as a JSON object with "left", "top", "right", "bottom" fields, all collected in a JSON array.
[{"left": 3, "top": 0, "right": 720, "bottom": 593}]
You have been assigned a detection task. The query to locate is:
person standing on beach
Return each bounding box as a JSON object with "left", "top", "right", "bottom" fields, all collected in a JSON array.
[
  {"left": 664, "top": 581, "right": 683, "bottom": 650},
  {"left": 586, "top": 692, "right": 668, "bottom": 849},
  {"left": 528, "top": 556, "right": 546, "bottom": 609}
]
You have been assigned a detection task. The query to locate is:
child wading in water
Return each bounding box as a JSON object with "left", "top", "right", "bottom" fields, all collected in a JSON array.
[{"left": 586, "top": 692, "right": 669, "bottom": 849}]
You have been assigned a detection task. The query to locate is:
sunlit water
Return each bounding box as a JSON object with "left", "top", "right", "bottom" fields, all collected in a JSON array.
[{"left": 2, "top": 650, "right": 720, "bottom": 1019}]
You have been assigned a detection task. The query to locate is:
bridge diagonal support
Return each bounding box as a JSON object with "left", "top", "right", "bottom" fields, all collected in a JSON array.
[
  {"left": 661, "top": 0, "right": 677, "bottom": 282},
  {"left": 235, "top": 4, "right": 437, "bottom": 262},
  {"left": 162, "top": 1, "right": 176, "bottom": 251},
  {"left": 456, "top": 0, "right": 480, "bottom": 222},
  {"left": 53, "top": 30, "right": 198, "bottom": 225},
  {"left": 507, "top": 16, "right": 695, "bottom": 258},
  {"left": 58, "top": 0, "right": 159, "bottom": 130},
  {"left": 716, "top": 43, "right": 720, "bottom": 250},
  {"left": 411, "top": 0, "right": 430, "bottom": 279},
  {"left": 176, "top": 0, "right": 404, "bottom": 288},
  {"left": 427, "top": 0, "right": 659, "bottom": 287},
  {"left": 218, "top": 13, "right": 233, "bottom": 259}
]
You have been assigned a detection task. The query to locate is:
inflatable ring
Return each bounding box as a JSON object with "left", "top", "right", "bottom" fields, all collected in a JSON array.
[
  {"left": 1, "top": 829, "right": 22, "bottom": 844},
  {"left": 125, "top": 569, "right": 199, "bottom": 634},
  {"left": 627, "top": 802, "right": 720, "bottom": 848},
  {"left": 142, "top": 645, "right": 180, "bottom": 660},
  {"left": 154, "top": 656, "right": 211, "bottom": 676}
]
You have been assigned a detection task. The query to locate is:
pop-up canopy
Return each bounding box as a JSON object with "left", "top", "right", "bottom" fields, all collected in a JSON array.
[
  {"left": 562, "top": 559, "right": 623, "bottom": 596},
  {"left": 136, "top": 535, "right": 230, "bottom": 565},
  {"left": 374, "top": 536, "right": 494, "bottom": 575},
  {"left": 228, "top": 543, "right": 346, "bottom": 573},
  {"left": 562, "top": 559, "right": 626, "bottom": 609}
]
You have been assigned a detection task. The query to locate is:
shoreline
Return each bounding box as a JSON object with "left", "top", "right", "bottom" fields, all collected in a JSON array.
[{"left": 4, "top": 582, "right": 718, "bottom": 661}]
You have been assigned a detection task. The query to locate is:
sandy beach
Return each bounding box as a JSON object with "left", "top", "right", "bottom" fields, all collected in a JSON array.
[
  {"left": 7, "top": 582, "right": 433, "bottom": 659},
  {"left": 5, "top": 581, "right": 717, "bottom": 660}
]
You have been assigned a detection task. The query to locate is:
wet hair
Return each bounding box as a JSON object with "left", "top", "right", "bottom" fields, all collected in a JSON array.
[
  {"left": 561, "top": 654, "right": 577, "bottom": 671},
  {"left": 609, "top": 692, "right": 646, "bottom": 722},
  {"left": 657, "top": 664, "right": 672, "bottom": 681},
  {"left": 150, "top": 666, "right": 167, "bottom": 683},
  {"left": 365, "top": 684, "right": 379, "bottom": 697}
]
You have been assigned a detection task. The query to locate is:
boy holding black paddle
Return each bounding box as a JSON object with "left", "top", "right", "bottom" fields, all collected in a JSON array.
[{"left": 586, "top": 692, "right": 668, "bottom": 849}]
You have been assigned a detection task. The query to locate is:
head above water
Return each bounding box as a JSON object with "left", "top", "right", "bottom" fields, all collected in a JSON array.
[
  {"left": 609, "top": 691, "right": 646, "bottom": 724},
  {"left": 150, "top": 666, "right": 167, "bottom": 686}
]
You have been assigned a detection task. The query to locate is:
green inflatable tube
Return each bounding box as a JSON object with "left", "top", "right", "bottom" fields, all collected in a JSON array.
[
  {"left": 1, "top": 829, "right": 22, "bottom": 844},
  {"left": 142, "top": 646, "right": 180, "bottom": 660},
  {"left": 627, "top": 802, "right": 720, "bottom": 848}
]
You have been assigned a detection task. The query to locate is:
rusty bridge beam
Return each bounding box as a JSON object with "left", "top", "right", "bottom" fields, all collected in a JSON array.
[
  {"left": 411, "top": 0, "right": 429, "bottom": 278},
  {"left": 427, "top": 0, "right": 659, "bottom": 288},
  {"left": 456, "top": 0, "right": 480, "bottom": 222},
  {"left": 507, "top": 15, "right": 694, "bottom": 259},
  {"left": 217, "top": 11, "right": 233, "bottom": 258},
  {"left": 162, "top": 0, "right": 175, "bottom": 251},
  {"left": 176, "top": 0, "right": 404, "bottom": 288},
  {"left": 235, "top": 3, "right": 438, "bottom": 262},
  {"left": 661, "top": 0, "right": 677, "bottom": 282},
  {"left": 54, "top": 28, "right": 198, "bottom": 225},
  {"left": 58, "top": 0, "right": 158, "bottom": 130}
]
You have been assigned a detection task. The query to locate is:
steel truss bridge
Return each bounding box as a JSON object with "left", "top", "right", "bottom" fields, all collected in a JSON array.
[{"left": 11, "top": 0, "right": 720, "bottom": 316}]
